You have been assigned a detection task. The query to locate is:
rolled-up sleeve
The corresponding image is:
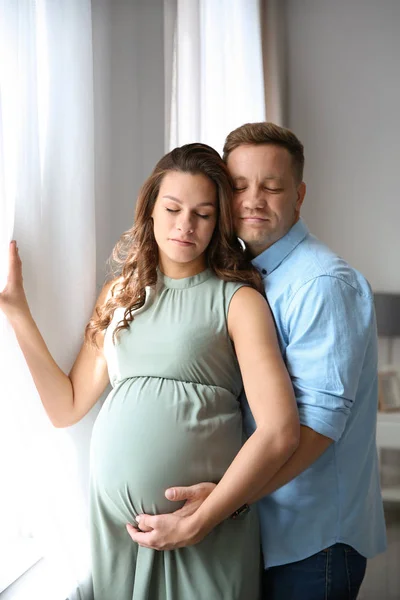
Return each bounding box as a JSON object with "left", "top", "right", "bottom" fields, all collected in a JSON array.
[{"left": 284, "top": 275, "right": 375, "bottom": 441}]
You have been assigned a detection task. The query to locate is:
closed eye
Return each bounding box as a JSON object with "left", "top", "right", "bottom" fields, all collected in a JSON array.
[{"left": 166, "top": 208, "right": 212, "bottom": 219}]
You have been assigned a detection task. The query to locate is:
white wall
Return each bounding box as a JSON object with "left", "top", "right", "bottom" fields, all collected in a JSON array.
[
  {"left": 92, "top": 0, "right": 165, "bottom": 287},
  {"left": 92, "top": 0, "right": 400, "bottom": 303},
  {"left": 284, "top": 0, "right": 400, "bottom": 500},
  {"left": 285, "top": 0, "right": 400, "bottom": 295},
  {"left": 92, "top": 0, "right": 112, "bottom": 287}
]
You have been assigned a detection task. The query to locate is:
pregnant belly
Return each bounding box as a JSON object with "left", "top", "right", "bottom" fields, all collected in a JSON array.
[{"left": 90, "top": 377, "right": 242, "bottom": 523}]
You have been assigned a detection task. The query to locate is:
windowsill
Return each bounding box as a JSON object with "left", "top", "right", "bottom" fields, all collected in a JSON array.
[
  {"left": 0, "top": 547, "right": 73, "bottom": 600},
  {"left": 0, "top": 538, "right": 42, "bottom": 594}
]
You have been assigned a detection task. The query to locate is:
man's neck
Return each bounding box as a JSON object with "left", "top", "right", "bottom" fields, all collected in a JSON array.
[{"left": 248, "top": 216, "right": 300, "bottom": 258}]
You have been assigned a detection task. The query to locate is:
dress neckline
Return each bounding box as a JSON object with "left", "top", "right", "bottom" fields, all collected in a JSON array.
[{"left": 158, "top": 268, "right": 213, "bottom": 289}]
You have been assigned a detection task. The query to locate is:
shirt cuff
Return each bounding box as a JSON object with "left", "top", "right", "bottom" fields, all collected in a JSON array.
[{"left": 298, "top": 404, "right": 349, "bottom": 442}]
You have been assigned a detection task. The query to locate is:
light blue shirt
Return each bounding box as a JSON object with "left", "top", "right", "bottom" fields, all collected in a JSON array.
[{"left": 242, "top": 218, "right": 387, "bottom": 568}]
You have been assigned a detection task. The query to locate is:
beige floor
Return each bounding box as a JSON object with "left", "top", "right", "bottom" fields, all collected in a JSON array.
[{"left": 359, "top": 507, "right": 400, "bottom": 600}]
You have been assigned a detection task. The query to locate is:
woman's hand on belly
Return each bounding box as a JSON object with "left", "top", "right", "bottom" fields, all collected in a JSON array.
[{"left": 126, "top": 482, "right": 216, "bottom": 550}]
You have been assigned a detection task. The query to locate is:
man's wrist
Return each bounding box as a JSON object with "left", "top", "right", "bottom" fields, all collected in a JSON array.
[{"left": 230, "top": 503, "right": 250, "bottom": 519}]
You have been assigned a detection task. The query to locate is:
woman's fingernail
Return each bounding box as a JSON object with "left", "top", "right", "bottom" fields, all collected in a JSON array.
[{"left": 136, "top": 515, "right": 141, "bottom": 523}]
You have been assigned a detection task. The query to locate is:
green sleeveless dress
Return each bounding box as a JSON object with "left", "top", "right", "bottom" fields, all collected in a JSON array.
[{"left": 90, "top": 269, "right": 261, "bottom": 600}]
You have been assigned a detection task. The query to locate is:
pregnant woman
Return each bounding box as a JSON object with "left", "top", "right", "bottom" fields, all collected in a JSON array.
[{"left": 0, "top": 143, "right": 298, "bottom": 600}]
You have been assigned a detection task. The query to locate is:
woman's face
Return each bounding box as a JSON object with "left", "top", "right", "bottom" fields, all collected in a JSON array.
[{"left": 151, "top": 171, "right": 218, "bottom": 274}]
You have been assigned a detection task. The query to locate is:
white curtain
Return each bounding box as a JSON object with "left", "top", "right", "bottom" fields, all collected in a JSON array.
[
  {"left": 0, "top": 1, "right": 96, "bottom": 598},
  {"left": 261, "top": 0, "right": 287, "bottom": 125},
  {"left": 165, "top": 0, "right": 267, "bottom": 154}
]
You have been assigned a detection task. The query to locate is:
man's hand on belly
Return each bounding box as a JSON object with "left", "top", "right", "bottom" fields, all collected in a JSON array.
[{"left": 126, "top": 482, "right": 216, "bottom": 550}]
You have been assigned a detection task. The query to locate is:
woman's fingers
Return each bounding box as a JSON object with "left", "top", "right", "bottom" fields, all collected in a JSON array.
[
  {"left": 8, "top": 241, "right": 23, "bottom": 284},
  {"left": 0, "top": 241, "right": 16, "bottom": 295},
  {"left": 3, "top": 240, "right": 24, "bottom": 294},
  {"left": 0, "top": 241, "right": 30, "bottom": 319}
]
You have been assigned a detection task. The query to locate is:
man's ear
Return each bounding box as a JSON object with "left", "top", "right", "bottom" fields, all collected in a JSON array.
[{"left": 295, "top": 181, "right": 306, "bottom": 213}]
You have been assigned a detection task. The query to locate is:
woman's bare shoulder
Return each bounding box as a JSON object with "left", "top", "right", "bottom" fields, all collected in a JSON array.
[
  {"left": 97, "top": 276, "right": 123, "bottom": 307},
  {"left": 230, "top": 285, "right": 268, "bottom": 309},
  {"left": 227, "top": 285, "right": 273, "bottom": 338}
]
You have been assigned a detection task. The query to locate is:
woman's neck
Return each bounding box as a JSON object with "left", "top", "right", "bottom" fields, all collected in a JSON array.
[{"left": 158, "top": 256, "right": 207, "bottom": 280}]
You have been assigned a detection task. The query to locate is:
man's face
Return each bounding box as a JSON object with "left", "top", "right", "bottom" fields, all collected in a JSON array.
[{"left": 227, "top": 144, "right": 306, "bottom": 257}]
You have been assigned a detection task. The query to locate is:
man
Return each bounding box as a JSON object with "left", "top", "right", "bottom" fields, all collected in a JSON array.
[{"left": 128, "top": 122, "right": 386, "bottom": 599}]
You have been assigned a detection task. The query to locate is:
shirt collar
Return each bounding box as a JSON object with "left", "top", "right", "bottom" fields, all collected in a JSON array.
[{"left": 251, "top": 218, "right": 309, "bottom": 275}]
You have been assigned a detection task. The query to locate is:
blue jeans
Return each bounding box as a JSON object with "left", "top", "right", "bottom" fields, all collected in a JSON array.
[{"left": 262, "top": 543, "right": 367, "bottom": 600}]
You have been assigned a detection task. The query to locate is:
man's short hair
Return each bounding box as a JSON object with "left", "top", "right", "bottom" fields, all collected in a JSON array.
[{"left": 223, "top": 122, "right": 305, "bottom": 183}]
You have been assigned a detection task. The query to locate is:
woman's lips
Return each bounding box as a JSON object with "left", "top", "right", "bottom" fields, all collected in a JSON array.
[{"left": 169, "top": 239, "right": 195, "bottom": 246}]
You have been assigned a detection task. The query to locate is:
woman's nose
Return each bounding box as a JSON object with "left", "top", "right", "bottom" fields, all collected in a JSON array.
[{"left": 177, "top": 216, "right": 194, "bottom": 234}]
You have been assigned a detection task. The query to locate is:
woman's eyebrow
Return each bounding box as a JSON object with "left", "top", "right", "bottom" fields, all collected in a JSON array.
[
  {"left": 162, "top": 195, "right": 216, "bottom": 208},
  {"left": 162, "top": 195, "right": 182, "bottom": 203}
]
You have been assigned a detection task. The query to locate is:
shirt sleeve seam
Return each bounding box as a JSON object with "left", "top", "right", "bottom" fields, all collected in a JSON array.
[{"left": 283, "top": 273, "right": 370, "bottom": 332}]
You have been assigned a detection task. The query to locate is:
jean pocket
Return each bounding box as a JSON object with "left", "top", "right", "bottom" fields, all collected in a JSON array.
[
  {"left": 342, "top": 544, "right": 363, "bottom": 557},
  {"left": 344, "top": 547, "right": 367, "bottom": 598}
]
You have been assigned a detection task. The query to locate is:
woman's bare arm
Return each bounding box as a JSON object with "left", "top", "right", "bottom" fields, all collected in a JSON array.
[
  {"left": 190, "top": 286, "right": 299, "bottom": 529},
  {"left": 128, "top": 286, "right": 299, "bottom": 549},
  {"left": 0, "top": 241, "right": 110, "bottom": 427}
]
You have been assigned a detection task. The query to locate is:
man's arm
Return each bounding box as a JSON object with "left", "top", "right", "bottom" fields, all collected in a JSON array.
[
  {"left": 161, "top": 425, "right": 332, "bottom": 512},
  {"left": 128, "top": 275, "right": 375, "bottom": 545},
  {"left": 248, "top": 424, "right": 332, "bottom": 501},
  {"left": 127, "top": 287, "right": 299, "bottom": 549},
  {"left": 251, "top": 273, "right": 374, "bottom": 497}
]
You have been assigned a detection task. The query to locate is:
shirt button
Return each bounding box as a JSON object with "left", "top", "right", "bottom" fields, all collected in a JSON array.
[{"left": 261, "top": 269, "right": 267, "bottom": 275}]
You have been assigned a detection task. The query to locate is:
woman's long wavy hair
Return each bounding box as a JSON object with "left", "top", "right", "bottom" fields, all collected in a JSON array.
[{"left": 86, "top": 143, "right": 264, "bottom": 345}]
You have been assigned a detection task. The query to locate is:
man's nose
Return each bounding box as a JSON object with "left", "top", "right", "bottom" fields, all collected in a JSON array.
[{"left": 242, "top": 187, "right": 266, "bottom": 210}]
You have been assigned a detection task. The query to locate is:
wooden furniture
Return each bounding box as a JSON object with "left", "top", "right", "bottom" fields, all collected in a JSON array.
[{"left": 376, "top": 411, "right": 400, "bottom": 503}]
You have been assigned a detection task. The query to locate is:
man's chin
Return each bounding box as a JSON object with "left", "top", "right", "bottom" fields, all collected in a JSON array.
[
  {"left": 238, "top": 230, "right": 271, "bottom": 248},
  {"left": 238, "top": 232, "right": 278, "bottom": 257}
]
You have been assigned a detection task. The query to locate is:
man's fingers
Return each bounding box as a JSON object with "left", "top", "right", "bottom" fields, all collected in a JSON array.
[
  {"left": 165, "top": 485, "right": 194, "bottom": 502},
  {"left": 173, "top": 503, "right": 198, "bottom": 518},
  {"left": 165, "top": 482, "right": 216, "bottom": 503}
]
